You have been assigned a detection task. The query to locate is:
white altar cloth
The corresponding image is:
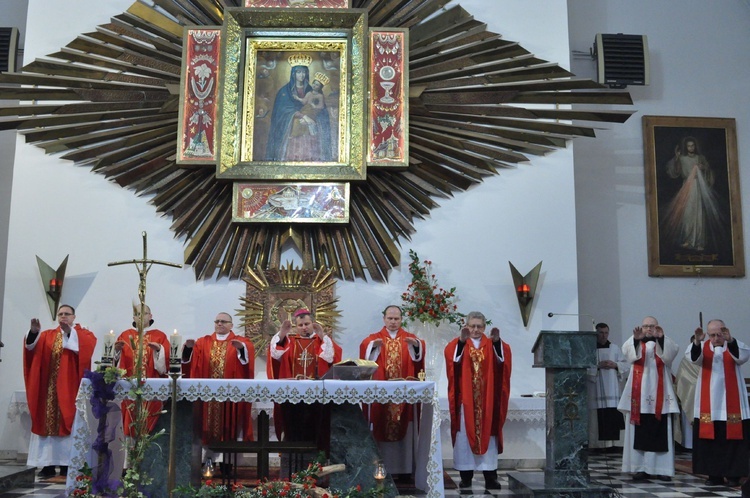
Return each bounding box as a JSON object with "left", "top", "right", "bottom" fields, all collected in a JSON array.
[{"left": 68, "top": 378, "right": 444, "bottom": 497}]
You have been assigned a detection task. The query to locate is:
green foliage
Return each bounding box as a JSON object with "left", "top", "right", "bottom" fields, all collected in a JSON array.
[{"left": 401, "top": 249, "right": 464, "bottom": 325}]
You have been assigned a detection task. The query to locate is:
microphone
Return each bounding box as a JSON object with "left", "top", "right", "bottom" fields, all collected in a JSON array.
[{"left": 547, "top": 312, "right": 596, "bottom": 331}]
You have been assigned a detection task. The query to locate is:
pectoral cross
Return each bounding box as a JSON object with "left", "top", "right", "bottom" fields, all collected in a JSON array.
[
  {"left": 298, "top": 348, "right": 315, "bottom": 378},
  {"left": 108, "top": 231, "right": 182, "bottom": 382}
]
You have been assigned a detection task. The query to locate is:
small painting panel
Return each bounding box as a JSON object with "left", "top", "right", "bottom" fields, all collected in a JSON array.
[{"left": 232, "top": 182, "right": 350, "bottom": 223}]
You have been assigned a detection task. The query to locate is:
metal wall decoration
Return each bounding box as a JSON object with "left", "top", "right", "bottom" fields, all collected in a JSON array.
[
  {"left": 0, "top": 0, "right": 634, "bottom": 283},
  {"left": 240, "top": 263, "right": 340, "bottom": 356}
]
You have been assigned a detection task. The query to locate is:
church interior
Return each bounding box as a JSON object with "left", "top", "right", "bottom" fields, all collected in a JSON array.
[{"left": 1, "top": 0, "right": 750, "bottom": 497}]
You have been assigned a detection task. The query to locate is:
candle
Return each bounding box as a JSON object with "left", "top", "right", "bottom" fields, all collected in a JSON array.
[
  {"left": 103, "top": 329, "right": 115, "bottom": 359},
  {"left": 170, "top": 329, "right": 182, "bottom": 359},
  {"left": 49, "top": 278, "right": 59, "bottom": 293}
]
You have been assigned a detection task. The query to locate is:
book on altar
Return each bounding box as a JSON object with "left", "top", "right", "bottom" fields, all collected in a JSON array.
[{"left": 321, "top": 358, "right": 378, "bottom": 380}]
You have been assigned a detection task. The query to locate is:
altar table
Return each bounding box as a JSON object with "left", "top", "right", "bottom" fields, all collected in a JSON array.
[{"left": 67, "top": 378, "right": 444, "bottom": 497}]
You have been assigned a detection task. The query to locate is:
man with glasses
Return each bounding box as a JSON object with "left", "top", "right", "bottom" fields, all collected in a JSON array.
[
  {"left": 687, "top": 319, "right": 750, "bottom": 487},
  {"left": 618, "top": 316, "right": 680, "bottom": 482},
  {"left": 23, "top": 304, "right": 97, "bottom": 478},
  {"left": 444, "top": 311, "right": 511, "bottom": 490},
  {"left": 182, "top": 312, "right": 255, "bottom": 475}
]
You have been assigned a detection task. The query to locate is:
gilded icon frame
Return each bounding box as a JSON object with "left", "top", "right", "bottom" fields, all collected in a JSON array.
[
  {"left": 216, "top": 8, "right": 367, "bottom": 181},
  {"left": 643, "top": 115, "right": 744, "bottom": 277}
]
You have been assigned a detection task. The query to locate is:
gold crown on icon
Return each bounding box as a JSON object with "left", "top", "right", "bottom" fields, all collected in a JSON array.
[
  {"left": 313, "top": 71, "right": 330, "bottom": 86},
  {"left": 288, "top": 53, "right": 313, "bottom": 67}
]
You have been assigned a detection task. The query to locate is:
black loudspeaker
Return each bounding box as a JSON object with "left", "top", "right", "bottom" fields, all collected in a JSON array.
[
  {"left": 593, "top": 33, "right": 649, "bottom": 88},
  {"left": 0, "top": 27, "right": 20, "bottom": 73}
]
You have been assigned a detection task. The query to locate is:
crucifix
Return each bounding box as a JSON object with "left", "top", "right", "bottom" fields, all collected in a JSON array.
[
  {"left": 108, "top": 231, "right": 182, "bottom": 376},
  {"left": 108, "top": 231, "right": 182, "bottom": 495}
]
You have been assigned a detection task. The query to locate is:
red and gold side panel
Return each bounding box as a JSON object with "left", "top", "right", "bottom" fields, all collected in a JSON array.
[
  {"left": 368, "top": 29, "right": 408, "bottom": 168},
  {"left": 177, "top": 28, "right": 221, "bottom": 165}
]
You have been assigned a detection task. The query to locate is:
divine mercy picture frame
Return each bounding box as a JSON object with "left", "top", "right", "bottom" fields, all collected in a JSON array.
[{"left": 643, "top": 115, "right": 745, "bottom": 277}]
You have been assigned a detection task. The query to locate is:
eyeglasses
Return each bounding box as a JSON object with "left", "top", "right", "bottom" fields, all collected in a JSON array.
[
  {"left": 641, "top": 324, "right": 656, "bottom": 329},
  {"left": 214, "top": 319, "right": 232, "bottom": 324},
  {"left": 57, "top": 312, "right": 74, "bottom": 316}
]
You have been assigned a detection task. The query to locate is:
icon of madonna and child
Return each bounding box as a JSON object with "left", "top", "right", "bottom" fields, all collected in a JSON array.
[{"left": 254, "top": 52, "right": 339, "bottom": 163}]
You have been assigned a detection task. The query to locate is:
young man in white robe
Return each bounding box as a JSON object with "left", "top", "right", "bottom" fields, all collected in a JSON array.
[{"left": 587, "top": 322, "right": 629, "bottom": 450}]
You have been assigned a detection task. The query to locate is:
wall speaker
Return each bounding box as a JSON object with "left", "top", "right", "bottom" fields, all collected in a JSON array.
[
  {"left": 0, "top": 27, "right": 20, "bottom": 73},
  {"left": 593, "top": 33, "right": 649, "bottom": 88}
]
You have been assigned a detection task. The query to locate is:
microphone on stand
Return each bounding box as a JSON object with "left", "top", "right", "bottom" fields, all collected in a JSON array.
[{"left": 547, "top": 312, "right": 596, "bottom": 331}]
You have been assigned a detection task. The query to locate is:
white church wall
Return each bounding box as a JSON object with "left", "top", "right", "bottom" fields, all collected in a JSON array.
[
  {"left": 0, "top": 0, "right": 575, "bottom": 463},
  {"left": 569, "top": 0, "right": 750, "bottom": 377}
]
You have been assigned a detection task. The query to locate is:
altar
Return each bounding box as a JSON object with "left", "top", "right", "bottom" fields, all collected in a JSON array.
[{"left": 67, "top": 378, "right": 444, "bottom": 497}]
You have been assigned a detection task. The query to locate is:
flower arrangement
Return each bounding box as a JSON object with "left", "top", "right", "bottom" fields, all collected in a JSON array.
[
  {"left": 174, "top": 459, "right": 386, "bottom": 498},
  {"left": 401, "top": 249, "right": 463, "bottom": 325},
  {"left": 71, "top": 463, "right": 94, "bottom": 498}
]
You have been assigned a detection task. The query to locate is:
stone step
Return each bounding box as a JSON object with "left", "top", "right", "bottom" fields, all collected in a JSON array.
[{"left": 0, "top": 464, "right": 36, "bottom": 493}]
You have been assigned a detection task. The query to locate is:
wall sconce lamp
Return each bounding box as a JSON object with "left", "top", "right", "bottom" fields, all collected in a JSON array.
[
  {"left": 509, "top": 261, "right": 542, "bottom": 327},
  {"left": 36, "top": 255, "right": 69, "bottom": 321}
]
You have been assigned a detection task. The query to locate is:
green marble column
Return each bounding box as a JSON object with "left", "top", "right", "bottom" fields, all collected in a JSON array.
[{"left": 508, "top": 331, "right": 614, "bottom": 498}]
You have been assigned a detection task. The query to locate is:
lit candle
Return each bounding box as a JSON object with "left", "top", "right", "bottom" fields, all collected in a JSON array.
[
  {"left": 170, "top": 329, "right": 182, "bottom": 360},
  {"left": 49, "top": 278, "right": 59, "bottom": 293},
  {"left": 103, "top": 329, "right": 115, "bottom": 359}
]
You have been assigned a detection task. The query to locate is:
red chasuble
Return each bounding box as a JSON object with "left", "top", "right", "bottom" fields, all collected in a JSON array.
[
  {"left": 359, "top": 327, "right": 426, "bottom": 442},
  {"left": 182, "top": 332, "right": 255, "bottom": 443},
  {"left": 444, "top": 336, "right": 512, "bottom": 455},
  {"left": 266, "top": 333, "right": 341, "bottom": 439},
  {"left": 23, "top": 325, "right": 97, "bottom": 436},
  {"left": 116, "top": 328, "right": 171, "bottom": 435}
]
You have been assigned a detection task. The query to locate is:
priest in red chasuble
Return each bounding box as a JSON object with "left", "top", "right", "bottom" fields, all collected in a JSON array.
[
  {"left": 114, "top": 304, "right": 171, "bottom": 435},
  {"left": 267, "top": 309, "right": 341, "bottom": 452},
  {"left": 182, "top": 312, "right": 255, "bottom": 463},
  {"left": 687, "top": 319, "right": 750, "bottom": 488},
  {"left": 24, "top": 304, "right": 97, "bottom": 478},
  {"left": 444, "top": 311, "right": 511, "bottom": 490},
  {"left": 359, "top": 305, "right": 425, "bottom": 479}
]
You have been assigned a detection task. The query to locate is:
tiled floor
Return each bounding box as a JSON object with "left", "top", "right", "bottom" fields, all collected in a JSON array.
[{"left": 0, "top": 451, "right": 744, "bottom": 497}]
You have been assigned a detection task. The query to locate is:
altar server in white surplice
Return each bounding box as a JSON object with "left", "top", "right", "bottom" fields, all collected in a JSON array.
[
  {"left": 587, "top": 322, "right": 629, "bottom": 450},
  {"left": 687, "top": 319, "right": 750, "bottom": 488},
  {"left": 618, "top": 316, "right": 680, "bottom": 482}
]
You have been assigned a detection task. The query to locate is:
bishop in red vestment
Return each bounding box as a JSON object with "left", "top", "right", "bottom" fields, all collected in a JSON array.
[
  {"left": 182, "top": 312, "right": 255, "bottom": 450},
  {"left": 267, "top": 309, "right": 341, "bottom": 457},
  {"left": 23, "top": 305, "right": 97, "bottom": 478},
  {"left": 444, "top": 311, "right": 511, "bottom": 490},
  {"left": 359, "top": 305, "right": 425, "bottom": 477},
  {"left": 115, "top": 305, "right": 171, "bottom": 435}
]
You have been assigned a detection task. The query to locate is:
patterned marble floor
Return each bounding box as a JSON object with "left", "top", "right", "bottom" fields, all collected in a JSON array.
[{"left": 0, "top": 451, "right": 744, "bottom": 498}]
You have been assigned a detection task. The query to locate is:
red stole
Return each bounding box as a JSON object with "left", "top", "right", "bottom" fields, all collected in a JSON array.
[
  {"left": 629, "top": 340, "right": 664, "bottom": 425},
  {"left": 698, "top": 341, "right": 743, "bottom": 440}
]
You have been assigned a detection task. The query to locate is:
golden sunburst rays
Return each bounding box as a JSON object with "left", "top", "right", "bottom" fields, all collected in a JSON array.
[
  {"left": 0, "top": 0, "right": 634, "bottom": 283},
  {"left": 239, "top": 262, "right": 340, "bottom": 355}
]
